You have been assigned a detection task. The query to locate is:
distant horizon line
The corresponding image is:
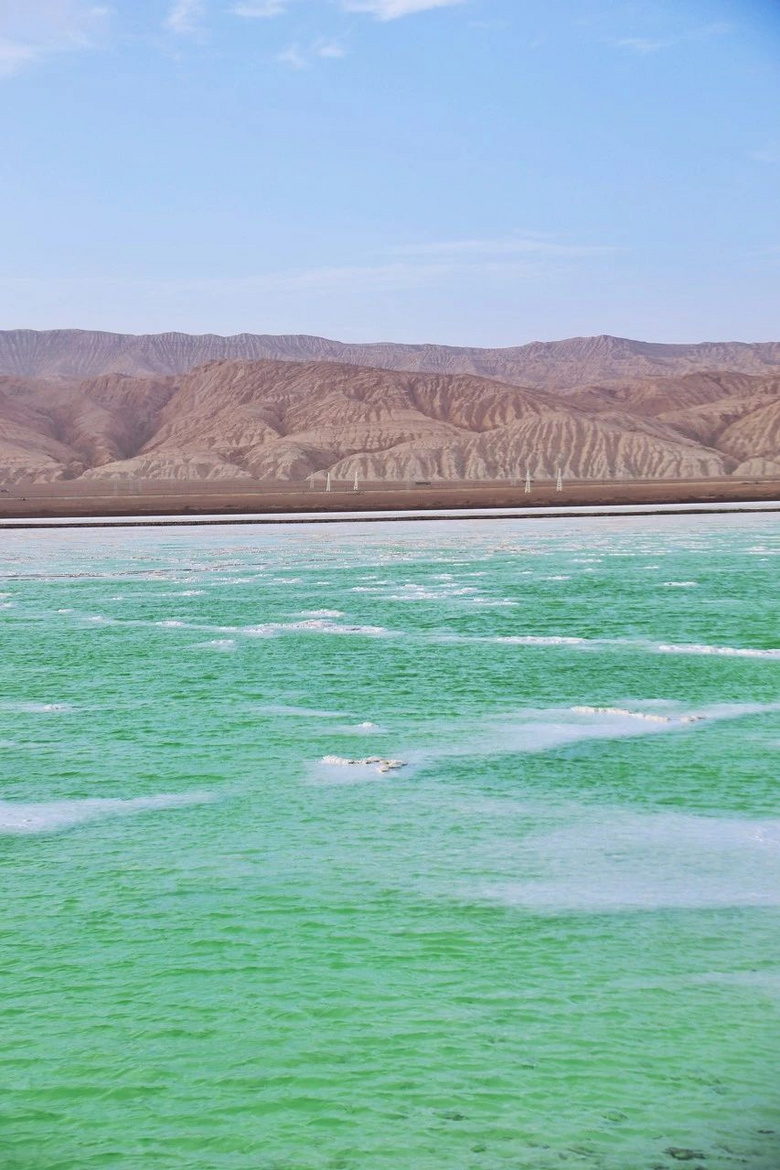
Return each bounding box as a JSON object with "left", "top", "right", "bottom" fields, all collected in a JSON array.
[{"left": 0, "top": 327, "right": 778, "bottom": 350}]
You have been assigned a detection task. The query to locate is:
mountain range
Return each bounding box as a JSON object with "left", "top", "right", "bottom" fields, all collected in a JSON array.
[{"left": 0, "top": 330, "right": 778, "bottom": 483}]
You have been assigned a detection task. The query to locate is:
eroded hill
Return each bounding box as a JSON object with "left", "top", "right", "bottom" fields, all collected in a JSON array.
[{"left": 1, "top": 358, "right": 778, "bottom": 483}]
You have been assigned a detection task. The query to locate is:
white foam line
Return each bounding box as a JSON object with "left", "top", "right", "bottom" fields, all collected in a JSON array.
[
  {"left": 243, "top": 619, "right": 395, "bottom": 638},
  {"left": 0, "top": 701, "right": 71, "bottom": 714},
  {"left": 477, "top": 810, "right": 780, "bottom": 912},
  {"left": 656, "top": 643, "right": 780, "bottom": 659},
  {"left": 442, "top": 633, "right": 780, "bottom": 660},
  {"left": 422, "top": 700, "right": 780, "bottom": 767},
  {"left": 0, "top": 791, "right": 214, "bottom": 835}
]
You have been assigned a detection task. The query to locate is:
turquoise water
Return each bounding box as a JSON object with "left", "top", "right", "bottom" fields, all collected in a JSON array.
[{"left": 1, "top": 514, "right": 778, "bottom": 1170}]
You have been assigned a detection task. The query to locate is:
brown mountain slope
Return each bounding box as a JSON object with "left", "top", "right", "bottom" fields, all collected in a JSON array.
[
  {"left": 0, "top": 358, "right": 761, "bottom": 484},
  {"left": 0, "top": 383, "right": 81, "bottom": 482},
  {"left": 85, "top": 361, "right": 562, "bottom": 480},
  {"left": 563, "top": 371, "right": 780, "bottom": 476},
  {"left": 717, "top": 399, "right": 780, "bottom": 475},
  {"left": 658, "top": 390, "right": 780, "bottom": 447},
  {"left": 565, "top": 371, "right": 776, "bottom": 414},
  {"left": 1, "top": 329, "right": 779, "bottom": 389},
  {"left": 327, "top": 413, "right": 729, "bottom": 483}
]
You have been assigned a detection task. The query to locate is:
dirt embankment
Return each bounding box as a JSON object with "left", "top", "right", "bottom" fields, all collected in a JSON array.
[{"left": 0, "top": 477, "right": 777, "bottom": 521}]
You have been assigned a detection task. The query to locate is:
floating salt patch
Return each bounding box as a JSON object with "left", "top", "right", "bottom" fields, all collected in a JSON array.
[
  {"left": 244, "top": 619, "right": 394, "bottom": 638},
  {"left": 494, "top": 635, "right": 587, "bottom": 646},
  {"left": 321, "top": 755, "right": 407, "bottom": 775},
  {"left": 656, "top": 643, "right": 780, "bottom": 659},
  {"left": 662, "top": 581, "right": 698, "bottom": 588},
  {"left": 299, "top": 609, "right": 344, "bottom": 618},
  {"left": 466, "top": 598, "right": 518, "bottom": 608},
  {"left": 571, "top": 705, "right": 673, "bottom": 723},
  {"left": 0, "top": 701, "right": 70, "bottom": 714},
  {"left": 386, "top": 589, "right": 442, "bottom": 601},
  {"left": 570, "top": 705, "right": 705, "bottom": 725}
]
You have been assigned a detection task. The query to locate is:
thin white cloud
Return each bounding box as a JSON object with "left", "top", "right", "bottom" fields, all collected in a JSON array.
[
  {"left": 171, "top": 259, "right": 532, "bottom": 293},
  {"left": 277, "top": 38, "right": 347, "bottom": 68},
  {"left": 341, "top": 0, "right": 463, "bottom": 21},
  {"left": 615, "top": 37, "right": 669, "bottom": 54},
  {"left": 277, "top": 42, "right": 307, "bottom": 68},
  {"left": 165, "top": 0, "right": 207, "bottom": 36},
  {"left": 612, "top": 20, "right": 731, "bottom": 56},
  {"left": 7, "top": 249, "right": 589, "bottom": 299},
  {"left": 280, "top": 260, "right": 466, "bottom": 291},
  {"left": 233, "top": 0, "right": 463, "bottom": 23},
  {"left": 232, "top": 0, "right": 290, "bottom": 15},
  {"left": 393, "top": 235, "right": 618, "bottom": 258},
  {"left": 749, "top": 144, "right": 780, "bottom": 165},
  {"left": 316, "top": 39, "right": 347, "bottom": 58},
  {"left": 247, "top": 239, "right": 615, "bottom": 290},
  {"left": 0, "top": 41, "right": 41, "bottom": 77},
  {"left": 0, "top": 0, "right": 109, "bottom": 76}
]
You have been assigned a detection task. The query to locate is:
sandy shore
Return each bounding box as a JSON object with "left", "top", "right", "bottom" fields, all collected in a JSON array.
[{"left": 0, "top": 477, "right": 778, "bottom": 525}]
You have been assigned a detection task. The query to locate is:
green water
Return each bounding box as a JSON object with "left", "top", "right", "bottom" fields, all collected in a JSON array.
[{"left": 1, "top": 514, "right": 778, "bottom": 1170}]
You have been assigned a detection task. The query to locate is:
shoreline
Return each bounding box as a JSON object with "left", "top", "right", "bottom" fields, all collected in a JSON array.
[
  {"left": 0, "top": 477, "right": 778, "bottom": 528},
  {"left": 1, "top": 495, "right": 779, "bottom": 529},
  {"left": 3, "top": 507, "right": 779, "bottom": 530}
]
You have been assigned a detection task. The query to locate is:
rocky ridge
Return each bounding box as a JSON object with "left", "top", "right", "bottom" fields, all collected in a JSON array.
[{"left": 2, "top": 329, "right": 780, "bottom": 388}]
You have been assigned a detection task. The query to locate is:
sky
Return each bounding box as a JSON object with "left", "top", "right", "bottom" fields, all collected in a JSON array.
[{"left": 0, "top": 0, "right": 778, "bottom": 346}]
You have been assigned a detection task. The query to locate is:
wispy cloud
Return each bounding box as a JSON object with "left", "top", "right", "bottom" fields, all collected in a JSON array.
[
  {"left": 749, "top": 143, "right": 780, "bottom": 165},
  {"left": 232, "top": 0, "right": 290, "bottom": 15},
  {"left": 165, "top": 0, "right": 207, "bottom": 36},
  {"left": 317, "top": 39, "right": 347, "bottom": 58},
  {"left": 0, "top": 0, "right": 468, "bottom": 74},
  {"left": 0, "top": 231, "right": 618, "bottom": 313},
  {"left": 232, "top": 0, "right": 464, "bottom": 20},
  {"left": 278, "top": 37, "right": 347, "bottom": 68},
  {"left": 0, "top": 0, "right": 109, "bottom": 77},
  {"left": 255, "top": 234, "right": 617, "bottom": 290},
  {"left": 173, "top": 259, "right": 541, "bottom": 294},
  {"left": 0, "top": 41, "right": 41, "bottom": 76},
  {"left": 615, "top": 37, "right": 670, "bottom": 55},
  {"left": 277, "top": 42, "right": 306, "bottom": 68},
  {"left": 341, "top": 0, "right": 463, "bottom": 21},
  {"left": 612, "top": 20, "right": 732, "bottom": 56},
  {"left": 393, "top": 235, "right": 618, "bottom": 258}
]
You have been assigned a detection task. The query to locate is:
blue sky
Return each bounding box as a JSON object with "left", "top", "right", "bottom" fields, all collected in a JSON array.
[{"left": 0, "top": 0, "right": 778, "bottom": 345}]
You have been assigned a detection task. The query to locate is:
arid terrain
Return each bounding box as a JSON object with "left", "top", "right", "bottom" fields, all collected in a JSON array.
[{"left": 0, "top": 331, "right": 779, "bottom": 501}]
